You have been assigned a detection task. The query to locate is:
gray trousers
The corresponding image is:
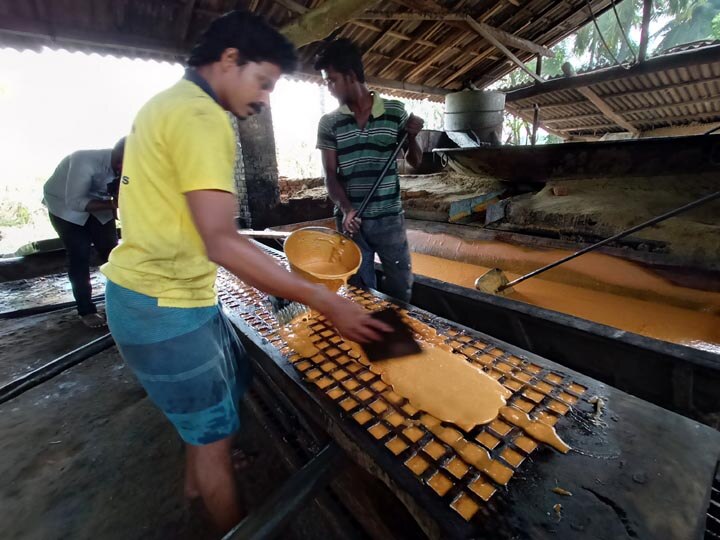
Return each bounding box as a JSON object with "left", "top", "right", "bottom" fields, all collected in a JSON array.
[{"left": 336, "top": 213, "right": 413, "bottom": 303}]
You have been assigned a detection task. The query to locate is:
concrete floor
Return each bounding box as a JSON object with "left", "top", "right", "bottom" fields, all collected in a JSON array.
[{"left": 0, "top": 308, "right": 352, "bottom": 540}]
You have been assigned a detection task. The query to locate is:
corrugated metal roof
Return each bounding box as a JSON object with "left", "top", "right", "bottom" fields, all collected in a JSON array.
[
  {"left": 0, "top": 0, "right": 615, "bottom": 101},
  {"left": 504, "top": 41, "right": 720, "bottom": 138}
]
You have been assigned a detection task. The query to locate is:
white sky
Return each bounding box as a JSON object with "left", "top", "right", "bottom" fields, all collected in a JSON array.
[
  {"left": 0, "top": 47, "right": 444, "bottom": 186},
  {"left": 0, "top": 46, "right": 444, "bottom": 253},
  {"left": 0, "top": 47, "right": 324, "bottom": 184}
]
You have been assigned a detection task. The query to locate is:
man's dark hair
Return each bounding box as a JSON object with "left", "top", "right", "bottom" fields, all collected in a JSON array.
[
  {"left": 313, "top": 39, "right": 365, "bottom": 83},
  {"left": 188, "top": 10, "right": 297, "bottom": 74}
]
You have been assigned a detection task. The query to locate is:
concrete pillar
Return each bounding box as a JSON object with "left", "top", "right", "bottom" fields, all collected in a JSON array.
[{"left": 235, "top": 106, "right": 280, "bottom": 229}]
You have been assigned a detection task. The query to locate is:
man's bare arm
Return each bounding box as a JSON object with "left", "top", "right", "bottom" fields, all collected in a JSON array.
[
  {"left": 321, "top": 149, "right": 361, "bottom": 235},
  {"left": 185, "top": 189, "right": 389, "bottom": 342}
]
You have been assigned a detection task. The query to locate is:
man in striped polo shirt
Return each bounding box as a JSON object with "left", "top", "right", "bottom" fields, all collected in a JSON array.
[{"left": 315, "top": 39, "right": 424, "bottom": 303}]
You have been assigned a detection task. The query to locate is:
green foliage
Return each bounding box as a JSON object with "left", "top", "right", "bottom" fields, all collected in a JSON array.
[
  {"left": 713, "top": 12, "right": 720, "bottom": 37},
  {"left": 573, "top": 0, "right": 640, "bottom": 66},
  {"left": 0, "top": 200, "right": 32, "bottom": 227},
  {"left": 654, "top": 0, "right": 720, "bottom": 51},
  {"left": 570, "top": 0, "right": 719, "bottom": 69}
]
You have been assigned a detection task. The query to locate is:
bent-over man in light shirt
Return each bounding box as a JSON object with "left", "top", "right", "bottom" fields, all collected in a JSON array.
[{"left": 42, "top": 138, "right": 125, "bottom": 327}]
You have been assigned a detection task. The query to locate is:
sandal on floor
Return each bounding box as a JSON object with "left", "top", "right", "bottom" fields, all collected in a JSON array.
[{"left": 80, "top": 313, "right": 107, "bottom": 328}]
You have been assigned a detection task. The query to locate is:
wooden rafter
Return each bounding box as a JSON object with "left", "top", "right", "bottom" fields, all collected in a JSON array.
[
  {"left": 468, "top": 0, "right": 618, "bottom": 89},
  {"left": 556, "top": 109, "right": 720, "bottom": 132},
  {"left": 174, "top": 0, "right": 196, "bottom": 42},
  {"left": 540, "top": 95, "right": 720, "bottom": 124},
  {"left": 388, "top": 0, "right": 446, "bottom": 13},
  {"left": 437, "top": 47, "right": 495, "bottom": 87},
  {"left": 273, "top": 0, "right": 307, "bottom": 14},
  {"left": 576, "top": 87, "right": 640, "bottom": 134},
  {"left": 280, "top": 0, "right": 380, "bottom": 48},
  {"left": 361, "top": 19, "right": 404, "bottom": 61},
  {"left": 464, "top": 16, "right": 543, "bottom": 83},
  {"left": 376, "top": 20, "right": 446, "bottom": 79},
  {"left": 356, "top": 12, "right": 554, "bottom": 58},
  {"left": 402, "top": 31, "right": 468, "bottom": 82}
]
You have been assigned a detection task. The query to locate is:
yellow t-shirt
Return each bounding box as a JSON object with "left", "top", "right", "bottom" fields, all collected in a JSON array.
[{"left": 102, "top": 78, "right": 236, "bottom": 307}]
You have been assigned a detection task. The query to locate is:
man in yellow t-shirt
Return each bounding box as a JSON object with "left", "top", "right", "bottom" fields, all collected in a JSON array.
[{"left": 103, "top": 11, "right": 389, "bottom": 534}]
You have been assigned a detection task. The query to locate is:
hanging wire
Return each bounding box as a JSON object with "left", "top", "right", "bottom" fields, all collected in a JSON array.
[
  {"left": 584, "top": 0, "right": 633, "bottom": 69},
  {"left": 611, "top": 0, "right": 638, "bottom": 63}
]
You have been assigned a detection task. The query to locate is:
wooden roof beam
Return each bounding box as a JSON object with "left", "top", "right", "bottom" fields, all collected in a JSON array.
[
  {"left": 280, "top": 0, "right": 381, "bottom": 48},
  {"left": 376, "top": 21, "right": 446, "bottom": 79},
  {"left": 174, "top": 0, "right": 196, "bottom": 43},
  {"left": 402, "top": 31, "right": 468, "bottom": 82},
  {"left": 387, "top": 0, "right": 446, "bottom": 13},
  {"left": 355, "top": 12, "right": 554, "bottom": 58},
  {"left": 274, "top": 0, "right": 308, "bottom": 15},
  {"left": 436, "top": 48, "right": 494, "bottom": 87},
  {"left": 576, "top": 86, "right": 640, "bottom": 134},
  {"left": 558, "top": 108, "right": 720, "bottom": 133},
  {"left": 464, "top": 16, "right": 543, "bottom": 83}
]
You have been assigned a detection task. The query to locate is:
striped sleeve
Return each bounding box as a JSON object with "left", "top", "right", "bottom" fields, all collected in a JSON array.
[
  {"left": 384, "top": 99, "right": 410, "bottom": 137},
  {"left": 397, "top": 103, "right": 410, "bottom": 132},
  {"left": 316, "top": 114, "right": 337, "bottom": 151}
]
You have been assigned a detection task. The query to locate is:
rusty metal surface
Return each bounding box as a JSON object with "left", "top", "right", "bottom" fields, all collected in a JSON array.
[
  {"left": 437, "top": 134, "right": 720, "bottom": 182},
  {"left": 218, "top": 244, "right": 720, "bottom": 539}
]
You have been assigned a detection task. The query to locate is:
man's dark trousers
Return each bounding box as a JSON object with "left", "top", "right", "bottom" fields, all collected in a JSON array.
[{"left": 49, "top": 213, "right": 117, "bottom": 316}]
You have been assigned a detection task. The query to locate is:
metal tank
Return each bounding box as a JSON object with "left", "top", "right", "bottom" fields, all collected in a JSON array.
[{"left": 444, "top": 90, "right": 505, "bottom": 148}]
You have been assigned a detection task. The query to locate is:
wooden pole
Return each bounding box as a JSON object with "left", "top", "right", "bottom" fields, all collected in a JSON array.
[
  {"left": 280, "top": 0, "right": 380, "bottom": 48},
  {"left": 639, "top": 0, "right": 653, "bottom": 62},
  {"left": 531, "top": 54, "right": 543, "bottom": 144},
  {"left": 464, "top": 16, "right": 543, "bottom": 83}
]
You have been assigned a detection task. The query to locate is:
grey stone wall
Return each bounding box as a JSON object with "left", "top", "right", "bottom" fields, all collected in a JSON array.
[
  {"left": 229, "top": 114, "right": 252, "bottom": 228},
  {"left": 234, "top": 107, "right": 280, "bottom": 229}
]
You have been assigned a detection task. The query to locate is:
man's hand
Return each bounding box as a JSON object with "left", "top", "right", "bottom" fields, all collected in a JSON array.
[
  {"left": 342, "top": 208, "right": 361, "bottom": 235},
  {"left": 405, "top": 114, "right": 425, "bottom": 138},
  {"left": 85, "top": 198, "right": 117, "bottom": 212},
  {"left": 317, "top": 292, "right": 392, "bottom": 343},
  {"left": 185, "top": 190, "right": 392, "bottom": 344}
]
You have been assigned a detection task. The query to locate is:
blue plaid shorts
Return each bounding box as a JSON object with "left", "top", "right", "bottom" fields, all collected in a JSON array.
[{"left": 105, "top": 280, "right": 251, "bottom": 445}]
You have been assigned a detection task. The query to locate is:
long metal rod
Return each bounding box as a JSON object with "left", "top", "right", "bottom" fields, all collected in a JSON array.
[
  {"left": 0, "top": 333, "right": 114, "bottom": 404},
  {"left": 499, "top": 191, "right": 720, "bottom": 292},
  {"left": 355, "top": 132, "right": 409, "bottom": 219},
  {"left": 0, "top": 294, "right": 103, "bottom": 319},
  {"left": 222, "top": 443, "right": 343, "bottom": 540}
]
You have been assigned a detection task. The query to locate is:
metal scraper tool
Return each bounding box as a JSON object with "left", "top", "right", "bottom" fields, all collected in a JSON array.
[{"left": 269, "top": 295, "right": 311, "bottom": 326}]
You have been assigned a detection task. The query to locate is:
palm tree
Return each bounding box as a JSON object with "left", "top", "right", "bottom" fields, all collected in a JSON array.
[
  {"left": 572, "top": 0, "right": 720, "bottom": 69},
  {"left": 654, "top": 0, "right": 720, "bottom": 51},
  {"left": 573, "top": 0, "right": 640, "bottom": 67}
]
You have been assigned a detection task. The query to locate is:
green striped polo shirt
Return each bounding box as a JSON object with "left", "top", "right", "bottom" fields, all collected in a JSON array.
[{"left": 317, "top": 93, "right": 408, "bottom": 219}]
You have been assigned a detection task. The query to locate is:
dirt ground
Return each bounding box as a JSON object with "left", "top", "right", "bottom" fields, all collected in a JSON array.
[
  {"left": 0, "top": 308, "right": 353, "bottom": 540},
  {"left": 0, "top": 308, "right": 106, "bottom": 385}
]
